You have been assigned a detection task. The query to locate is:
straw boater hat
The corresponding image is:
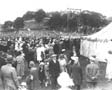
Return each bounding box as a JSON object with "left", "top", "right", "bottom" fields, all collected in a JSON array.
[
  {"left": 62, "top": 49, "right": 66, "bottom": 52},
  {"left": 39, "top": 62, "right": 45, "bottom": 66},
  {"left": 21, "top": 82, "right": 27, "bottom": 86},
  {"left": 89, "top": 56, "right": 96, "bottom": 62},
  {"left": 51, "top": 54, "right": 57, "bottom": 57}
]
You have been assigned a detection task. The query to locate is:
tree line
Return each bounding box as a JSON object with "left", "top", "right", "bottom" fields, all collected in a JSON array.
[{"left": 2, "top": 9, "right": 110, "bottom": 34}]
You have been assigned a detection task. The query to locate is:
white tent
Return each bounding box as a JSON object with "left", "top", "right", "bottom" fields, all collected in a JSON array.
[{"left": 80, "top": 22, "right": 112, "bottom": 62}]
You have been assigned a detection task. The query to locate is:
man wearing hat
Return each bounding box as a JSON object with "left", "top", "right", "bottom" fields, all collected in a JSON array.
[
  {"left": 67, "top": 55, "right": 80, "bottom": 76},
  {"left": 70, "top": 56, "right": 82, "bottom": 90},
  {"left": 49, "top": 54, "right": 61, "bottom": 89},
  {"left": 85, "top": 56, "right": 99, "bottom": 89},
  {"left": 1, "top": 55, "right": 19, "bottom": 90}
]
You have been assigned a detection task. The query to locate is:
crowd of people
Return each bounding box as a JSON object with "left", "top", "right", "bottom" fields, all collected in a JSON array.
[{"left": 0, "top": 36, "right": 101, "bottom": 90}]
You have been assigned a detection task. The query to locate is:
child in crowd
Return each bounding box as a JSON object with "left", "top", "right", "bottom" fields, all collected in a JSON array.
[
  {"left": 38, "top": 62, "right": 46, "bottom": 88},
  {"left": 44, "top": 60, "right": 51, "bottom": 87},
  {"left": 26, "top": 61, "right": 39, "bottom": 90}
]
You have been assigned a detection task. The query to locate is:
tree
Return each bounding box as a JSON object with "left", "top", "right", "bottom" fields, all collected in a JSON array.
[
  {"left": 34, "top": 9, "right": 46, "bottom": 23},
  {"left": 2, "top": 21, "right": 13, "bottom": 31},
  {"left": 69, "top": 15, "right": 79, "bottom": 31},
  {"left": 47, "top": 12, "right": 62, "bottom": 30},
  {"left": 80, "top": 11, "right": 108, "bottom": 28},
  {"left": 61, "top": 14, "right": 67, "bottom": 29},
  {"left": 22, "top": 11, "right": 35, "bottom": 21},
  {"left": 13, "top": 17, "right": 24, "bottom": 31},
  {"left": 79, "top": 11, "right": 109, "bottom": 34}
]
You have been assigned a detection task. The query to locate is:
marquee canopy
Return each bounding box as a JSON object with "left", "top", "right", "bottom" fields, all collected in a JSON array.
[
  {"left": 82, "top": 22, "right": 112, "bottom": 41},
  {"left": 80, "top": 22, "right": 112, "bottom": 62}
]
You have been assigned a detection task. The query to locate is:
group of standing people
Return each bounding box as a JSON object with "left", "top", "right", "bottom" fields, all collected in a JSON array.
[
  {"left": 0, "top": 36, "right": 101, "bottom": 90},
  {"left": 0, "top": 52, "right": 100, "bottom": 90}
]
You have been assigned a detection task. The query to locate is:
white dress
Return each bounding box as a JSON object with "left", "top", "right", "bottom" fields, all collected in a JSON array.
[
  {"left": 57, "top": 72, "right": 74, "bottom": 90},
  {"left": 36, "top": 46, "right": 46, "bottom": 62},
  {"left": 16, "top": 55, "right": 25, "bottom": 77}
]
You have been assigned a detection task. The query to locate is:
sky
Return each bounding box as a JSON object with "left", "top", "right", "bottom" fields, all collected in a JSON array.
[{"left": 0, "top": 0, "right": 112, "bottom": 24}]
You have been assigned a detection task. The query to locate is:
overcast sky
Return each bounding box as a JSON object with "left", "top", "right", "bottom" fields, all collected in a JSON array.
[{"left": 0, "top": 0, "right": 112, "bottom": 24}]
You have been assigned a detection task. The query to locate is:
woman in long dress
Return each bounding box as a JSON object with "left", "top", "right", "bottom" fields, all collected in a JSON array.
[
  {"left": 58, "top": 54, "right": 67, "bottom": 72},
  {"left": 16, "top": 51, "right": 25, "bottom": 79}
]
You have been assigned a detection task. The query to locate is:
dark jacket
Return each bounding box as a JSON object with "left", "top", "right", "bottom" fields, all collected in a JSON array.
[
  {"left": 71, "top": 64, "right": 83, "bottom": 85},
  {"left": 49, "top": 60, "right": 60, "bottom": 77},
  {"left": 53, "top": 43, "right": 60, "bottom": 54},
  {"left": 38, "top": 66, "right": 46, "bottom": 81}
]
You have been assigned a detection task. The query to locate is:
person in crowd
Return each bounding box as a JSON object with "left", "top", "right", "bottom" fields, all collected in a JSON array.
[
  {"left": 57, "top": 70, "right": 74, "bottom": 90},
  {"left": 61, "top": 49, "right": 68, "bottom": 60},
  {"left": 22, "top": 41, "right": 29, "bottom": 55},
  {"left": 38, "top": 62, "right": 46, "bottom": 88},
  {"left": 105, "top": 51, "right": 112, "bottom": 81},
  {"left": 7, "top": 39, "right": 12, "bottom": 50},
  {"left": 58, "top": 40, "right": 64, "bottom": 54},
  {"left": 72, "top": 46, "right": 77, "bottom": 56},
  {"left": 24, "top": 43, "right": 34, "bottom": 67},
  {"left": 27, "top": 46, "right": 35, "bottom": 64},
  {"left": 63, "top": 38, "right": 70, "bottom": 50},
  {"left": 27, "top": 61, "right": 39, "bottom": 90},
  {"left": 49, "top": 54, "right": 61, "bottom": 89},
  {"left": 44, "top": 60, "right": 51, "bottom": 87},
  {"left": 16, "top": 51, "right": 25, "bottom": 80},
  {"left": 58, "top": 54, "right": 67, "bottom": 72},
  {"left": 22, "top": 41, "right": 29, "bottom": 68},
  {"left": 70, "top": 56, "right": 83, "bottom": 90},
  {"left": 0, "top": 40, "right": 8, "bottom": 52},
  {"left": 64, "top": 43, "right": 73, "bottom": 63},
  {"left": 36, "top": 44, "right": 45, "bottom": 63},
  {"left": 7, "top": 43, "right": 15, "bottom": 56},
  {"left": 1, "top": 55, "right": 19, "bottom": 90},
  {"left": 15, "top": 39, "right": 23, "bottom": 52},
  {"left": 0, "top": 51, "right": 7, "bottom": 69},
  {"left": 67, "top": 54, "right": 78, "bottom": 76},
  {"left": 85, "top": 56, "right": 99, "bottom": 89},
  {"left": 53, "top": 41, "right": 60, "bottom": 56}
]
